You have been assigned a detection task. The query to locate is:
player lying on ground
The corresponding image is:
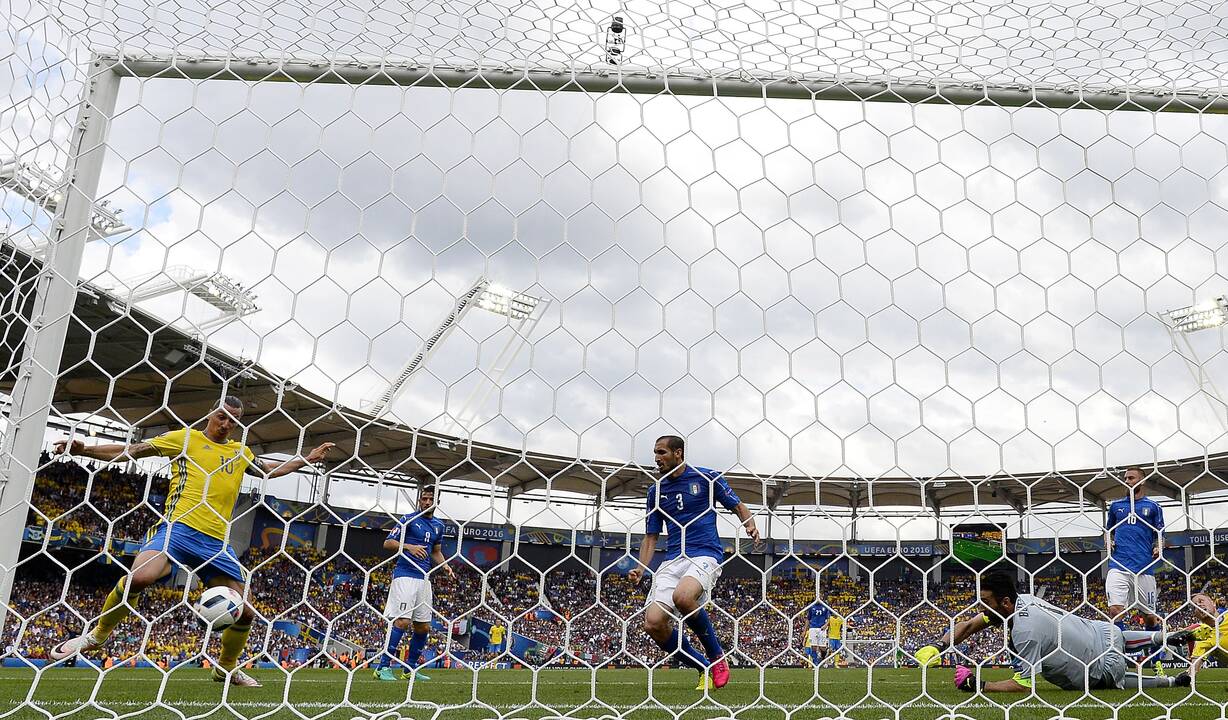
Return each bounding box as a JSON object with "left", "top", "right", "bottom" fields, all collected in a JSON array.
[
  {"left": 1166, "top": 592, "right": 1228, "bottom": 680},
  {"left": 48, "top": 396, "right": 334, "bottom": 687},
  {"left": 373, "top": 484, "right": 454, "bottom": 682},
  {"left": 628, "top": 435, "right": 759, "bottom": 691},
  {"left": 914, "top": 571, "right": 1190, "bottom": 693}
]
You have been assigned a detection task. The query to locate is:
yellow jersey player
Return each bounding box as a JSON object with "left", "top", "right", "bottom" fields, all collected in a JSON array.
[
  {"left": 47, "top": 396, "right": 333, "bottom": 687},
  {"left": 828, "top": 612, "right": 844, "bottom": 665},
  {"left": 490, "top": 624, "right": 506, "bottom": 653},
  {"left": 1168, "top": 593, "right": 1228, "bottom": 679}
]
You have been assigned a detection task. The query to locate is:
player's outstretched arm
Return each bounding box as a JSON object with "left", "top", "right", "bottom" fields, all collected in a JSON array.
[
  {"left": 54, "top": 438, "right": 158, "bottom": 462},
  {"left": 919, "top": 613, "right": 992, "bottom": 666},
  {"left": 942, "top": 612, "right": 991, "bottom": 648},
  {"left": 969, "top": 674, "right": 1029, "bottom": 692},
  {"left": 628, "top": 533, "right": 658, "bottom": 584},
  {"left": 259, "top": 442, "right": 335, "bottom": 478}
]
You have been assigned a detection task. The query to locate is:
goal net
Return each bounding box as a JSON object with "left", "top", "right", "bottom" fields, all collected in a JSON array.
[{"left": 2, "top": 0, "right": 1228, "bottom": 718}]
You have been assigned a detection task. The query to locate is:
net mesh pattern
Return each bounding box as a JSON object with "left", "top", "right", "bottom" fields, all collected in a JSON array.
[{"left": 1, "top": 2, "right": 1228, "bottom": 719}]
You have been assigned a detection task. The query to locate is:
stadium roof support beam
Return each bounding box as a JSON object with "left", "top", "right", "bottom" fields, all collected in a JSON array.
[
  {"left": 105, "top": 56, "right": 1228, "bottom": 114},
  {"left": 924, "top": 485, "right": 942, "bottom": 517},
  {"left": 602, "top": 471, "right": 648, "bottom": 503},
  {"left": 507, "top": 477, "right": 548, "bottom": 497},
  {"left": 1083, "top": 487, "right": 1108, "bottom": 510},
  {"left": 767, "top": 483, "right": 788, "bottom": 511},
  {"left": 1147, "top": 477, "right": 1182, "bottom": 502},
  {"left": 991, "top": 482, "right": 1026, "bottom": 515},
  {"left": 849, "top": 485, "right": 861, "bottom": 542},
  {"left": 58, "top": 388, "right": 236, "bottom": 413}
]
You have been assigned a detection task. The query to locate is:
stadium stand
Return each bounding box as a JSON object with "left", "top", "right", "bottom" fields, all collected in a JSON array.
[{"left": 6, "top": 456, "right": 1225, "bottom": 671}]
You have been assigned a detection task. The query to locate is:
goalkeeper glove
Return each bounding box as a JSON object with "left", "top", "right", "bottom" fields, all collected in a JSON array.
[{"left": 954, "top": 665, "right": 983, "bottom": 693}]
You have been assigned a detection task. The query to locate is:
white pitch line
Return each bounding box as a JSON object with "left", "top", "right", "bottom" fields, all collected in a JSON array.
[{"left": 1, "top": 699, "right": 1224, "bottom": 712}]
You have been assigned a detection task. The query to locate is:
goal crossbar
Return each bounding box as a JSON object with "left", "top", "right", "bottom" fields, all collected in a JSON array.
[{"left": 104, "top": 55, "right": 1228, "bottom": 113}]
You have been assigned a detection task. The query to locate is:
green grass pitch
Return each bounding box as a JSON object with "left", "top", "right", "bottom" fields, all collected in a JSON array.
[{"left": 0, "top": 667, "right": 1223, "bottom": 720}]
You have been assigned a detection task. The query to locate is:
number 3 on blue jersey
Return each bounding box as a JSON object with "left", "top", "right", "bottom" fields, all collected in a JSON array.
[{"left": 675, "top": 494, "right": 684, "bottom": 510}]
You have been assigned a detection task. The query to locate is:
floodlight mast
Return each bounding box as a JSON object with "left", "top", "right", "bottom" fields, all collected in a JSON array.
[
  {"left": 115, "top": 265, "right": 260, "bottom": 332},
  {"left": 363, "top": 277, "right": 547, "bottom": 422},
  {"left": 1163, "top": 297, "right": 1228, "bottom": 436},
  {"left": 447, "top": 284, "right": 548, "bottom": 434}
]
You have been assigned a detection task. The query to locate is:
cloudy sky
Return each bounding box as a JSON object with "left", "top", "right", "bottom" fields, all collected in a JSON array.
[{"left": 4, "top": 0, "right": 1228, "bottom": 541}]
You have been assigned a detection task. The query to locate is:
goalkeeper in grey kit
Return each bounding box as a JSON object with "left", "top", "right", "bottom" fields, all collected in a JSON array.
[{"left": 915, "top": 572, "right": 1189, "bottom": 692}]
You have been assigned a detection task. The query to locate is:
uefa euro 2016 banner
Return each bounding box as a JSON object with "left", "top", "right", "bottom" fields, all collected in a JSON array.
[{"left": 778, "top": 540, "right": 943, "bottom": 556}]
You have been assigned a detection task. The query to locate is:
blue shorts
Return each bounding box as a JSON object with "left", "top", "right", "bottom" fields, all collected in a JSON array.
[
  {"left": 140, "top": 523, "right": 246, "bottom": 584},
  {"left": 828, "top": 639, "right": 842, "bottom": 651}
]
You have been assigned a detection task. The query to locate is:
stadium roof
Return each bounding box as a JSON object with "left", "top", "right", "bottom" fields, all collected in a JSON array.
[{"left": 3, "top": 241, "right": 1228, "bottom": 512}]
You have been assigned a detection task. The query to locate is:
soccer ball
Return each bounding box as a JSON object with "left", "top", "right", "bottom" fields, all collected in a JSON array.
[{"left": 194, "top": 586, "right": 244, "bottom": 632}]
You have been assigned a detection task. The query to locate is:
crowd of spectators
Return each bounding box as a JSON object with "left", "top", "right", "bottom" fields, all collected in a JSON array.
[
  {"left": 7, "top": 456, "right": 1228, "bottom": 671},
  {"left": 1, "top": 553, "right": 998, "bottom": 669},
  {"left": 27, "top": 454, "right": 168, "bottom": 543},
  {"left": 9, "top": 552, "right": 1228, "bottom": 670}
]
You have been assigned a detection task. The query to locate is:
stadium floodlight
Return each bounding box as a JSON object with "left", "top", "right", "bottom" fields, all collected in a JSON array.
[
  {"left": 0, "top": 156, "right": 131, "bottom": 248},
  {"left": 1167, "top": 297, "right": 1228, "bottom": 334},
  {"left": 474, "top": 283, "right": 540, "bottom": 320},
  {"left": 1163, "top": 296, "right": 1228, "bottom": 436},
  {"left": 110, "top": 265, "right": 260, "bottom": 332},
  {"left": 364, "top": 277, "right": 548, "bottom": 422}
]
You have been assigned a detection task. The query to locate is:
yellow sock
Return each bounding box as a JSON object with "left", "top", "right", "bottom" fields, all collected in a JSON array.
[
  {"left": 93, "top": 578, "right": 140, "bottom": 642},
  {"left": 218, "top": 623, "right": 252, "bottom": 669}
]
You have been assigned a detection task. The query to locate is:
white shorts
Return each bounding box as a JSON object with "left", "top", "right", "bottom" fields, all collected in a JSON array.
[
  {"left": 1105, "top": 569, "right": 1157, "bottom": 613},
  {"left": 807, "top": 628, "right": 824, "bottom": 647},
  {"left": 383, "top": 576, "right": 433, "bottom": 622},
  {"left": 650, "top": 556, "right": 722, "bottom": 613}
]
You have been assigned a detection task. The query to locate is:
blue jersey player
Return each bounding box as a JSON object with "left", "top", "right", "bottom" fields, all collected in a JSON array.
[
  {"left": 628, "top": 435, "right": 759, "bottom": 691},
  {"left": 1105, "top": 466, "right": 1166, "bottom": 673},
  {"left": 805, "top": 600, "right": 832, "bottom": 665},
  {"left": 374, "top": 485, "right": 453, "bottom": 682},
  {"left": 1105, "top": 467, "right": 1164, "bottom": 625}
]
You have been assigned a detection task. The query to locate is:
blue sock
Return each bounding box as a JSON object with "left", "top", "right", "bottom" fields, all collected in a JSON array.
[
  {"left": 684, "top": 608, "right": 724, "bottom": 662},
  {"left": 656, "top": 624, "right": 707, "bottom": 671},
  {"left": 379, "top": 626, "right": 406, "bottom": 669},
  {"left": 407, "top": 630, "right": 429, "bottom": 669}
]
